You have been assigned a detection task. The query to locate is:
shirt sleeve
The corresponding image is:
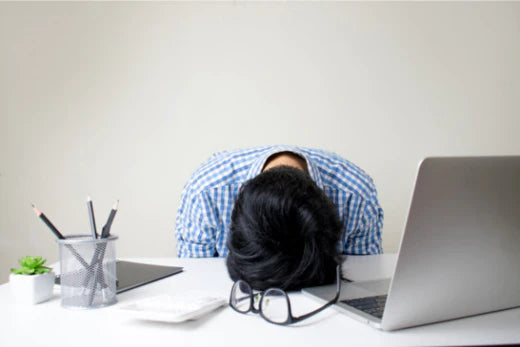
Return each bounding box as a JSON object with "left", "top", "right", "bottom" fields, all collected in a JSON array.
[
  {"left": 175, "top": 189, "right": 218, "bottom": 258},
  {"left": 343, "top": 192, "right": 384, "bottom": 255}
]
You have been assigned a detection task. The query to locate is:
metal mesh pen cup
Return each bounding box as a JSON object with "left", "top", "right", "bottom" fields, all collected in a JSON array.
[{"left": 57, "top": 235, "right": 118, "bottom": 309}]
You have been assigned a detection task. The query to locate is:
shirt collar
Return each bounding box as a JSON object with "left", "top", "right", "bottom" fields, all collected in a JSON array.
[{"left": 245, "top": 145, "right": 324, "bottom": 190}]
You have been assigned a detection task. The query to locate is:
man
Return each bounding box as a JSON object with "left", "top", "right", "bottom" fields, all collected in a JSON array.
[{"left": 175, "top": 145, "right": 383, "bottom": 290}]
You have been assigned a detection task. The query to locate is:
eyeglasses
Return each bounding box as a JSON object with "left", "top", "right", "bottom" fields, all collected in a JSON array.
[{"left": 229, "top": 265, "right": 341, "bottom": 325}]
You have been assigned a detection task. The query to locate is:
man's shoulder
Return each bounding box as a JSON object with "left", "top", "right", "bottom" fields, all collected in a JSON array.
[
  {"left": 301, "top": 148, "right": 377, "bottom": 198},
  {"left": 204, "top": 146, "right": 271, "bottom": 163},
  {"left": 182, "top": 147, "right": 269, "bottom": 196}
]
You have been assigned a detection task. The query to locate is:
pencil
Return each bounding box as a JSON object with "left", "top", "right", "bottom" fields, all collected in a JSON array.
[
  {"left": 31, "top": 204, "right": 65, "bottom": 240},
  {"left": 87, "top": 196, "right": 98, "bottom": 239},
  {"left": 32, "top": 203, "right": 90, "bottom": 269},
  {"left": 101, "top": 200, "right": 119, "bottom": 239}
]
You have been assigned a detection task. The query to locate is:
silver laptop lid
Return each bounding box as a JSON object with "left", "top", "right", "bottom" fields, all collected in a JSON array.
[{"left": 382, "top": 156, "right": 520, "bottom": 330}]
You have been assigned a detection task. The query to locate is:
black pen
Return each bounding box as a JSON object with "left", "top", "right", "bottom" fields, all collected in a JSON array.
[
  {"left": 87, "top": 196, "right": 98, "bottom": 239},
  {"left": 101, "top": 200, "right": 118, "bottom": 239}
]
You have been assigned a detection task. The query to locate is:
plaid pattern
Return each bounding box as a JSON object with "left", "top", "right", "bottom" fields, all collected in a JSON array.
[{"left": 175, "top": 145, "right": 383, "bottom": 257}]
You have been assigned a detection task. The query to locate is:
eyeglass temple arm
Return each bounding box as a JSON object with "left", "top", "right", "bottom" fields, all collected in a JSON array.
[
  {"left": 292, "top": 266, "right": 342, "bottom": 323},
  {"left": 291, "top": 295, "right": 338, "bottom": 323}
]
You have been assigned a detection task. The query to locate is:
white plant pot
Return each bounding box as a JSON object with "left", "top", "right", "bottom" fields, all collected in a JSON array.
[{"left": 9, "top": 272, "right": 55, "bottom": 304}]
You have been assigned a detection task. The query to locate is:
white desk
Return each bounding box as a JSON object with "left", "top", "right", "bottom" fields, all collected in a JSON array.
[{"left": 1, "top": 255, "right": 519, "bottom": 347}]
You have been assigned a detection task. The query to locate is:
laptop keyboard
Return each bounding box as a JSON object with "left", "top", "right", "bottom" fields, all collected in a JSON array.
[{"left": 341, "top": 295, "right": 388, "bottom": 319}]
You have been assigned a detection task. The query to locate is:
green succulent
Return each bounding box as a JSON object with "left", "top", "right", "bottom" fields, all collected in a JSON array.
[{"left": 11, "top": 256, "right": 52, "bottom": 275}]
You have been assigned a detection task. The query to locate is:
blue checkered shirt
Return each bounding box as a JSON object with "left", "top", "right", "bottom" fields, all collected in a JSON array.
[{"left": 175, "top": 146, "right": 383, "bottom": 257}]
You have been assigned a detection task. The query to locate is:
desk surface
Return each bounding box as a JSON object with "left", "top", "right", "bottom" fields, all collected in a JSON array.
[{"left": 1, "top": 255, "right": 519, "bottom": 347}]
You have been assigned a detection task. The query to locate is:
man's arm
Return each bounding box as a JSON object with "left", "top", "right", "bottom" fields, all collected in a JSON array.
[
  {"left": 175, "top": 190, "right": 218, "bottom": 257},
  {"left": 343, "top": 193, "right": 384, "bottom": 255}
]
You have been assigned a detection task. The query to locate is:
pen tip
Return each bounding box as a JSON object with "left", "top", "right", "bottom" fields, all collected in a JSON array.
[
  {"left": 87, "top": 196, "right": 91, "bottom": 201},
  {"left": 114, "top": 200, "right": 119, "bottom": 210},
  {"left": 31, "top": 203, "right": 35, "bottom": 208}
]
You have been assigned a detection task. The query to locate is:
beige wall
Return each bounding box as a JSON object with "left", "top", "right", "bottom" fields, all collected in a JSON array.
[{"left": 1, "top": 2, "right": 519, "bottom": 283}]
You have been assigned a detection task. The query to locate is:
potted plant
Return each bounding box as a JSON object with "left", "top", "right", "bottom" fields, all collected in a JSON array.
[{"left": 9, "top": 256, "right": 55, "bottom": 304}]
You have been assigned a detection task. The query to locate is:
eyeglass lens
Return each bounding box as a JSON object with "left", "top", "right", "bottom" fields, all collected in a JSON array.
[
  {"left": 260, "top": 288, "right": 289, "bottom": 324},
  {"left": 231, "top": 280, "right": 252, "bottom": 313}
]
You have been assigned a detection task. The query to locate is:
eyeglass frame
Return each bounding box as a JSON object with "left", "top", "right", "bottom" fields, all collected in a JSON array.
[{"left": 229, "top": 265, "right": 342, "bottom": 325}]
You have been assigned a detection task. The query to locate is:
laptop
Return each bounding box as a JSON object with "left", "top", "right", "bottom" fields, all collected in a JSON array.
[{"left": 303, "top": 156, "right": 520, "bottom": 331}]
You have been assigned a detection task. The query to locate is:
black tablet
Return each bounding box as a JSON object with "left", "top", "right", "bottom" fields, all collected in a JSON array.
[
  {"left": 55, "top": 261, "right": 183, "bottom": 293},
  {"left": 115, "top": 261, "right": 183, "bottom": 293}
]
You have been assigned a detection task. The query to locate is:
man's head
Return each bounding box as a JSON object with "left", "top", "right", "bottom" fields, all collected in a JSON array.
[{"left": 226, "top": 165, "right": 342, "bottom": 291}]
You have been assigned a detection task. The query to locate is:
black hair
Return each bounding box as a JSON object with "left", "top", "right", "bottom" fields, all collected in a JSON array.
[{"left": 226, "top": 166, "right": 342, "bottom": 291}]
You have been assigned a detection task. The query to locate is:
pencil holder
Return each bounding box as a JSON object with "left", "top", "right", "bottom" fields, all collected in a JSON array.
[{"left": 57, "top": 235, "right": 118, "bottom": 309}]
